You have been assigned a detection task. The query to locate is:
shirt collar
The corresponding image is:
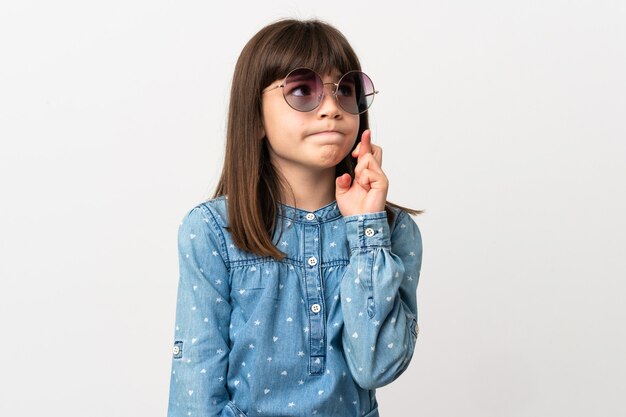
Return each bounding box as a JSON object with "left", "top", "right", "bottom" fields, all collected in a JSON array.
[{"left": 278, "top": 200, "right": 342, "bottom": 223}]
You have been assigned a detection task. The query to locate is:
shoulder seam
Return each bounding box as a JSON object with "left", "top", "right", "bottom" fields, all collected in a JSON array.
[{"left": 198, "top": 203, "right": 232, "bottom": 274}]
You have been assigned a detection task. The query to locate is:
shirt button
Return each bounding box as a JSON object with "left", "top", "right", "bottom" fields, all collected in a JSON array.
[
  {"left": 172, "top": 346, "right": 180, "bottom": 355},
  {"left": 365, "top": 227, "right": 375, "bottom": 237},
  {"left": 308, "top": 256, "right": 318, "bottom": 266},
  {"left": 306, "top": 213, "right": 315, "bottom": 220},
  {"left": 311, "top": 303, "right": 321, "bottom": 313}
]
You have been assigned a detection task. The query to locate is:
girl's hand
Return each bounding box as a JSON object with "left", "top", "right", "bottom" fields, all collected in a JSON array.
[{"left": 335, "top": 129, "right": 389, "bottom": 217}]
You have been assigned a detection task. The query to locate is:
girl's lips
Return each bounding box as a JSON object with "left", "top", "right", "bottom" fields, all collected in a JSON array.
[
  {"left": 310, "top": 131, "right": 344, "bottom": 141},
  {"left": 308, "top": 131, "right": 346, "bottom": 144},
  {"left": 311, "top": 130, "right": 342, "bottom": 135}
]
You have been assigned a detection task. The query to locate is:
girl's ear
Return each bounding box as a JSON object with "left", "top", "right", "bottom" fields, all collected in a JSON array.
[{"left": 259, "top": 119, "right": 266, "bottom": 139}]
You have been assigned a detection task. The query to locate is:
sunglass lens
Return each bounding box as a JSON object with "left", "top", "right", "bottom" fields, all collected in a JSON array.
[
  {"left": 338, "top": 72, "right": 375, "bottom": 114},
  {"left": 282, "top": 68, "right": 323, "bottom": 112}
]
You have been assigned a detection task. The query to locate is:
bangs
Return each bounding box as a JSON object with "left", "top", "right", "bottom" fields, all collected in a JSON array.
[{"left": 261, "top": 20, "right": 361, "bottom": 86}]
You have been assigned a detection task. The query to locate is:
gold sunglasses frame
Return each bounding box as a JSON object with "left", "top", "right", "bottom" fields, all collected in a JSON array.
[{"left": 262, "top": 67, "right": 379, "bottom": 115}]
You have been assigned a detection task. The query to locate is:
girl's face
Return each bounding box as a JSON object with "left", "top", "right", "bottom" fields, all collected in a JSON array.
[{"left": 261, "top": 69, "right": 360, "bottom": 175}]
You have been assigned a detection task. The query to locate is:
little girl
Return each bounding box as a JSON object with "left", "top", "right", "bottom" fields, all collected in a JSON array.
[{"left": 168, "top": 18, "right": 424, "bottom": 417}]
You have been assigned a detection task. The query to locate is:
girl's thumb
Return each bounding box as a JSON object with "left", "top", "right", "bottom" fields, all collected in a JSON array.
[{"left": 335, "top": 174, "right": 351, "bottom": 194}]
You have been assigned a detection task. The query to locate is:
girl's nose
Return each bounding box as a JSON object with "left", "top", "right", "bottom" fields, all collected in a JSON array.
[{"left": 316, "top": 83, "right": 342, "bottom": 118}]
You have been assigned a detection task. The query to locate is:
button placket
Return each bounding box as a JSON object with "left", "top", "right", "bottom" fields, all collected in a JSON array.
[{"left": 302, "top": 218, "right": 326, "bottom": 375}]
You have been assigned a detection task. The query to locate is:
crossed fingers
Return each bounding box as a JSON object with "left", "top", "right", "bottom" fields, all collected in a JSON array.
[{"left": 351, "top": 129, "right": 386, "bottom": 192}]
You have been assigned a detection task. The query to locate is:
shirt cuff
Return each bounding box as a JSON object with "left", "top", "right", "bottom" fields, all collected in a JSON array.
[{"left": 343, "top": 211, "right": 391, "bottom": 251}]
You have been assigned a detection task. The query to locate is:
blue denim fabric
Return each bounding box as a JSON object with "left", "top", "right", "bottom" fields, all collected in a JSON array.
[{"left": 168, "top": 196, "right": 423, "bottom": 417}]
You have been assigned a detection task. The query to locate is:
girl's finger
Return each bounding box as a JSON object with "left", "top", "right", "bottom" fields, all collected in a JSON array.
[
  {"left": 354, "top": 152, "right": 384, "bottom": 180},
  {"left": 352, "top": 129, "right": 372, "bottom": 158},
  {"left": 358, "top": 169, "right": 371, "bottom": 191},
  {"left": 359, "top": 130, "right": 372, "bottom": 157},
  {"left": 357, "top": 168, "right": 388, "bottom": 191},
  {"left": 352, "top": 131, "right": 383, "bottom": 167}
]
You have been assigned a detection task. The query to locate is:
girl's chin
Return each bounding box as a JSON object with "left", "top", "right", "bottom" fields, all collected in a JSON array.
[{"left": 312, "top": 148, "right": 351, "bottom": 165}]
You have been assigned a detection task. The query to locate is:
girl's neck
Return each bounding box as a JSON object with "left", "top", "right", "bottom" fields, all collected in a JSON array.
[{"left": 279, "top": 167, "right": 337, "bottom": 212}]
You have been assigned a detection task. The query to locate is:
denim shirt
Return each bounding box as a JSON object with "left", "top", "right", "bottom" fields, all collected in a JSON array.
[{"left": 168, "top": 196, "right": 423, "bottom": 417}]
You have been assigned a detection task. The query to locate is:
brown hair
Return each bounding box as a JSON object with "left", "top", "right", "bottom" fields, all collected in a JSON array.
[{"left": 213, "top": 18, "right": 424, "bottom": 260}]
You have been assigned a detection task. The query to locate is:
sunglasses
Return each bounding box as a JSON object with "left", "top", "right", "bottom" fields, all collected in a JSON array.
[{"left": 263, "top": 67, "right": 378, "bottom": 115}]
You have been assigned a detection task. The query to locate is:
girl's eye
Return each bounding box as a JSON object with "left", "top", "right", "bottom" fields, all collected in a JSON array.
[
  {"left": 337, "top": 83, "right": 355, "bottom": 97},
  {"left": 286, "top": 83, "right": 313, "bottom": 97}
]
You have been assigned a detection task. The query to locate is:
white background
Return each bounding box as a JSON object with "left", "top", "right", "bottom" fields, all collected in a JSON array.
[{"left": 1, "top": 1, "right": 625, "bottom": 416}]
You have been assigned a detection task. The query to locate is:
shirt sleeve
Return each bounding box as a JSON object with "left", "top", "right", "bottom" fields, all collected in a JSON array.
[
  {"left": 340, "top": 209, "right": 423, "bottom": 389},
  {"left": 167, "top": 205, "right": 232, "bottom": 417}
]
